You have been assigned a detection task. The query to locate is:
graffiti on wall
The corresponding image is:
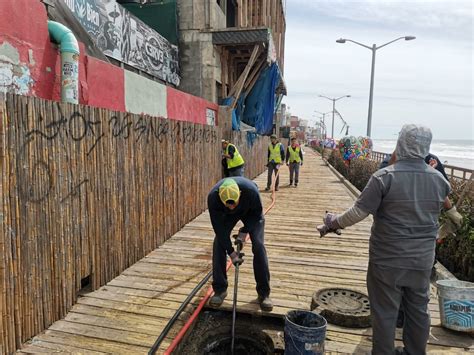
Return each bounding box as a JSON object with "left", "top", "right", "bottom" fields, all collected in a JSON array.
[
  {"left": 0, "top": 42, "right": 34, "bottom": 95},
  {"left": 65, "top": 0, "right": 180, "bottom": 86},
  {"left": 206, "top": 108, "right": 216, "bottom": 126}
]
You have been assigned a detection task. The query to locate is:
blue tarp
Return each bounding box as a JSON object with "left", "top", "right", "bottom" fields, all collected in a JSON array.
[
  {"left": 222, "top": 62, "right": 281, "bottom": 135},
  {"left": 222, "top": 96, "right": 245, "bottom": 131},
  {"left": 242, "top": 63, "right": 280, "bottom": 135}
]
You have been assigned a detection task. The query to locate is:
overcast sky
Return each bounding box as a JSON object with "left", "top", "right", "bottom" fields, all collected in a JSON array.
[{"left": 282, "top": 0, "right": 473, "bottom": 140}]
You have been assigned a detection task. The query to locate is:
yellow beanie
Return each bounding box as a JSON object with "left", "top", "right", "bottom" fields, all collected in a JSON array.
[{"left": 219, "top": 178, "right": 240, "bottom": 204}]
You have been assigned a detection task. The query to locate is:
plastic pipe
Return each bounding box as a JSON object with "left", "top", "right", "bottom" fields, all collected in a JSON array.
[{"left": 47, "top": 21, "right": 80, "bottom": 104}]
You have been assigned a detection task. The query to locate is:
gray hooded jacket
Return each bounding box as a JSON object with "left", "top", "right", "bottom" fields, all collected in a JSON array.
[{"left": 355, "top": 124, "right": 451, "bottom": 270}]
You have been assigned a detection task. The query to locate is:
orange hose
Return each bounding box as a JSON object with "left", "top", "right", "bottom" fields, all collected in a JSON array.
[{"left": 163, "top": 169, "right": 281, "bottom": 354}]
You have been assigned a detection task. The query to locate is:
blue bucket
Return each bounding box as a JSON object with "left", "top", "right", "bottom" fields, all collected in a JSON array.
[
  {"left": 436, "top": 279, "right": 474, "bottom": 332},
  {"left": 284, "top": 310, "right": 327, "bottom": 354}
]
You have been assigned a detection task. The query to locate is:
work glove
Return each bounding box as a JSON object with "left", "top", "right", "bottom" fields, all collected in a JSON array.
[
  {"left": 316, "top": 212, "right": 342, "bottom": 237},
  {"left": 234, "top": 231, "right": 247, "bottom": 245},
  {"left": 446, "top": 206, "right": 463, "bottom": 228},
  {"left": 230, "top": 251, "right": 244, "bottom": 266}
]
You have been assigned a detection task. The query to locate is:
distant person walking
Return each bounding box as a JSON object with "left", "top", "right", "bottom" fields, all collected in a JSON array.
[
  {"left": 265, "top": 134, "right": 285, "bottom": 191},
  {"left": 286, "top": 137, "right": 303, "bottom": 187},
  {"left": 222, "top": 140, "right": 245, "bottom": 177}
]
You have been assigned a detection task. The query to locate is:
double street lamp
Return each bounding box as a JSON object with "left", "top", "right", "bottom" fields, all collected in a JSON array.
[
  {"left": 318, "top": 95, "right": 351, "bottom": 138},
  {"left": 336, "top": 36, "right": 416, "bottom": 137},
  {"left": 314, "top": 110, "right": 332, "bottom": 138}
]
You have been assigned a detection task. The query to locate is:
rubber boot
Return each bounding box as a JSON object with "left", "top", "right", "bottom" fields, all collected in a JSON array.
[{"left": 209, "top": 291, "right": 227, "bottom": 307}]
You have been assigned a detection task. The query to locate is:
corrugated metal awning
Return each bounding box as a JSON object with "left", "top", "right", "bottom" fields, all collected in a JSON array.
[{"left": 211, "top": 28, "right": 270, "bottom": 45}]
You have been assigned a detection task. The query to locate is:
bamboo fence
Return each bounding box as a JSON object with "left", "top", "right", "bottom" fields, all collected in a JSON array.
[{"left": 0, "top": 94, "right": 269, "bottom": 354}]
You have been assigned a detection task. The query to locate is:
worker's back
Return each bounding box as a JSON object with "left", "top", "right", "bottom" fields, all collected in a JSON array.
[
  {"left": 357, "top": 124, "right": 451, "bottom": 270},
  {"left": 362, "top": 160, "right": 450, "bottom": 270}
]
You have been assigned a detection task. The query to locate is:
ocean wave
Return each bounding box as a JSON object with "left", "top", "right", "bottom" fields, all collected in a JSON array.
[{"left": 372, "top": 139, "right": 473, "bottom": 169}]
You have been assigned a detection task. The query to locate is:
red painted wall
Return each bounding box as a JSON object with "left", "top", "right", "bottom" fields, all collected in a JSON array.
[
  {"left": 167, "top": 87, "right": 219, "bottom": 125},
  {"left": 85, "top": 57, "right": 125, "bottom": 112}
]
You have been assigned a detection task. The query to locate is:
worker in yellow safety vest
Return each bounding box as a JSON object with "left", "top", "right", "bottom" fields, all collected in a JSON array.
[
  {"left": 286, "top": 137, "right": 303, "bottom": 187},
  {"left": 222, "top": 140, "right": 245, "bottom": 177},
  {"left": 265, "top": 134, "right": 285, "bottom": 191}
]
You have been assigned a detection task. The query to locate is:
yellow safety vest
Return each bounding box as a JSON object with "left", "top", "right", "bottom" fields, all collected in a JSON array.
[
  {"left": 268, "top": 143, "right": 283, "bottom": 163},
  {"left": 225, "top": 144, "right": 245, "bottom": 169},
  {"left": 288, "top": 146, "right": 301, "bottom": 163}
]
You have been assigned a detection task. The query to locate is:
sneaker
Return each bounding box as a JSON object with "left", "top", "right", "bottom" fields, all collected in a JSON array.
[
  {"left": 258, "top": 295, "right": 273, "bottom": 312},
  {"left": 289, "top": 182, "right": 293, "bottom": 186},
  {"left": 209, "top": 291, "right": 227, "bottom": 307},
  {"left": 294, "top": 183, "right": 298, "bottom": 187},
  {"left": 264, "top": 187, "right": 270, "bottom": 191},
  {"left": 275, "top": 187, "right": 279, "bottom": 191}
]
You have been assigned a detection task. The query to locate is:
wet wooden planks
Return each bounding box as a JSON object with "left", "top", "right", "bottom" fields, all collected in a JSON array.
[{"left": 18, "top": 152, "right": 473, "bottom": 354}]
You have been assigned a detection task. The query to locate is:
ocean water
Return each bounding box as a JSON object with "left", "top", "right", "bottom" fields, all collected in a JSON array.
[{"left": 372, "top": 139, "right": 474, "bottom": 170}]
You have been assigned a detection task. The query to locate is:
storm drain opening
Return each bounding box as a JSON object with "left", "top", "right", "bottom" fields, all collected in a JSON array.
[
  {"left": 200, "top": 326, "right": 274, "bottom": 354},
  {"left": 177, "top": 310, "right": 283, "bottom": 354},
  {"left": 311, "top": 288, "right": 371, "bottom": 328}
]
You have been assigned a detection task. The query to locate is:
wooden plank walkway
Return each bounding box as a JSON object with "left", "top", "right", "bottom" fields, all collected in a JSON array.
[{"left": 18, "top": 152, "right": 473, "bottom": 354}]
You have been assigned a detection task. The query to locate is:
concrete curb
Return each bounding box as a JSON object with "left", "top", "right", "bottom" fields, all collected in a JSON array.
[{"left": 316, "top": 151, "right": 458, "bottom": 282}]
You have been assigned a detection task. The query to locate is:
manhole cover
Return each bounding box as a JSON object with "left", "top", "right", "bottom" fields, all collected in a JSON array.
[{"left": 310, "top": 288, "right": 371, "bottom": 328}]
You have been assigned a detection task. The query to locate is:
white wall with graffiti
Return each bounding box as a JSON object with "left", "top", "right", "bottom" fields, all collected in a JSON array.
[{"left": 65, "top": 0, "right": 180, "bottom": 86}]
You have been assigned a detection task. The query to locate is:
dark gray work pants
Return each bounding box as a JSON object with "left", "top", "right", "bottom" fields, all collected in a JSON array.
[
  {"left": 289, "top": 162, "right": 300, "bottom": 184},
  {"left": 266, "top": 162, "right": 280, "bottom": 189},
  {"left": 228, "top": 166, "right": 244, "bottom": 177},
  {"left": 367, "top": 262, "right": 431, "bottom": 355},
  {"left": 212, "top": 218, "right": 270, "bottom": 297}
]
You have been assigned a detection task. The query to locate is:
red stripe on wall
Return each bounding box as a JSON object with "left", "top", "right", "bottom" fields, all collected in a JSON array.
[{"left": 167, "top": 87, "right": 219, "bottom": 125}]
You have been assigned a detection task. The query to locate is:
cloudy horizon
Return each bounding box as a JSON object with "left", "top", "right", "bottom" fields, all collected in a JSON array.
[{"left": 282, "top": 0, "right": 473, "bottom": 140}]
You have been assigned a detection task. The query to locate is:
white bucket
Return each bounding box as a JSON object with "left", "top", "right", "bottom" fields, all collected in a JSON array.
[{"left": 436, "top": 279, "right": 474, "bottom": 333}]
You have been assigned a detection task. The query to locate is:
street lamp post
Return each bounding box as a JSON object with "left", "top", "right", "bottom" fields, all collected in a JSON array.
[
  {"left": 318, "top": 96, "right": 350, "bottom": 138},
  {"left": 336, "top": 36, "right": 416, "bottom": 137},
  {"left": 314, "top": 110, "right": 332, "bottom": 138}
]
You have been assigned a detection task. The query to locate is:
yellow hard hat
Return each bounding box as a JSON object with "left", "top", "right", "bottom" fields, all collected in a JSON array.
[{"left": 219, "top": 178, "right": 240, "bottom": 205}]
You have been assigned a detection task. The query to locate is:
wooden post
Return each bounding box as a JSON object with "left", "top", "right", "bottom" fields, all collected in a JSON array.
[{"left": 230, "top": 45, "right": 260, "bottom": 109}]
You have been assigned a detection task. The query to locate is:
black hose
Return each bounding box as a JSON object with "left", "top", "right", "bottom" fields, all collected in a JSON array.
[{"left": 148, "top": 270, "right": 213, "bottom": 355}]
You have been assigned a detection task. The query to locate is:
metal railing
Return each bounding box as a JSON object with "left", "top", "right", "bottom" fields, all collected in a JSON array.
[{"left": 370, "top": 150, "right": 472, "bottom": 182}]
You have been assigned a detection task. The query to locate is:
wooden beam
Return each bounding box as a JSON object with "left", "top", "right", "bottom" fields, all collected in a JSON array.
[
  {"left": 243, "top": 0, "right": 248, "bottom": 27},
  {"left": 262, "top": 0, "right": 267, "bottom": 26},
  {"left": 237, "top": 0, "right": 243, "bottom": 27},
  {"left": 244, "top": 59, "right": 266, "bottom": 92},
  {"left": 230, "top": 45, "right": 260, "bottom": 108},
  {"left": 221, "top": 48, "right": 228, "bottom": 98}
]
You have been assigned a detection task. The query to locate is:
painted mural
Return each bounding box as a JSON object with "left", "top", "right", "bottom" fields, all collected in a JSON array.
[{"left": 65, "top": 0, "right": 180, "bottom": 86}]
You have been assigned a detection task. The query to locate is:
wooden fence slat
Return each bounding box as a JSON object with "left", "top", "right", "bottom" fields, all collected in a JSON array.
[{"left": 0, "top": 94, "right": 269, "bottom": 354}]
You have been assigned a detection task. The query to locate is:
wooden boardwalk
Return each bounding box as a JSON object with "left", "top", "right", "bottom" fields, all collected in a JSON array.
[{"left": 19, "top": 152, "right": 473, "bottom": 354}]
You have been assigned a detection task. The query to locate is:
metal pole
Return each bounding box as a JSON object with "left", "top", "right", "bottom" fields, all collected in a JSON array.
[
  {"left": 322, "top": 114, "right": 326, "bottom": 138},
  {"left": 331, "top": 99, "right": 335, "bottom": 138},
  {"left": 367, "top": 44, "right": 376, "bottom": 137}
]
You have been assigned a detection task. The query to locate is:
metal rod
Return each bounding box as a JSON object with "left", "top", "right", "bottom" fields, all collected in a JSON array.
[{"left": 231, "top": 242, "right": 242, "bottom": 355}]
